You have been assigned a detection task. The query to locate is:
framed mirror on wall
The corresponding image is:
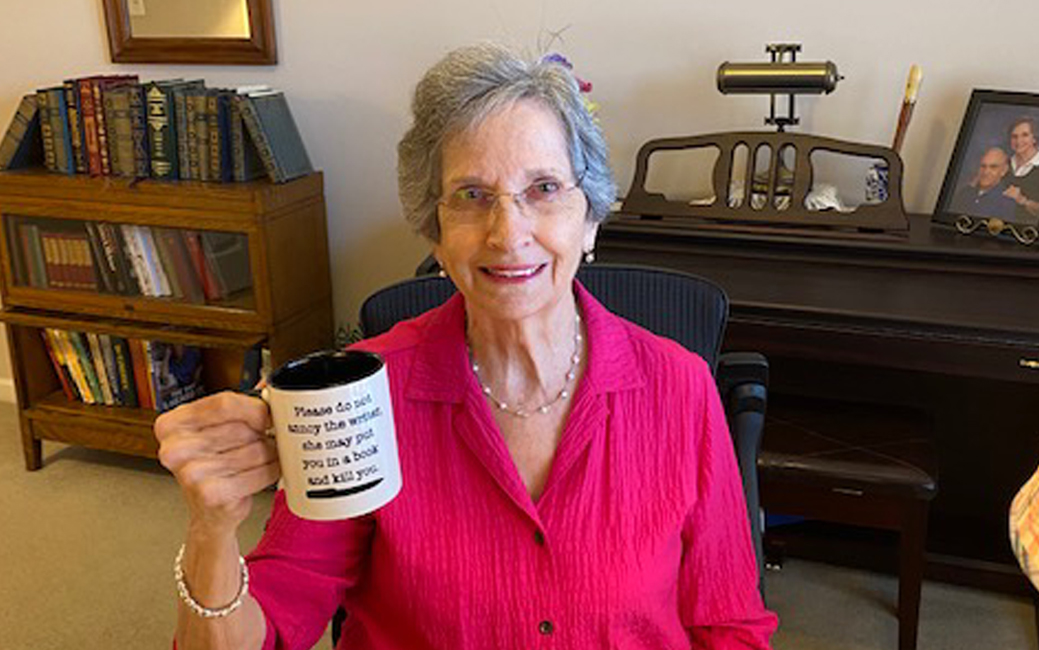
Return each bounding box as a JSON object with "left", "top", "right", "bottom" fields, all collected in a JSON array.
[{"left": 102, "top": 0, "right": 276, "bottom": 65}]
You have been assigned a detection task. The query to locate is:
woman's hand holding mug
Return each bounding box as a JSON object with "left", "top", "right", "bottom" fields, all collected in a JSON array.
[{"left": 155, "top": 390, "right": 280, "bottom": 537}]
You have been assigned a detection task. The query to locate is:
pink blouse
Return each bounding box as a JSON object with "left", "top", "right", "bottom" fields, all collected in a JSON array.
[{"left": 246, "top": 283, "right": 777, "bottom": 649}]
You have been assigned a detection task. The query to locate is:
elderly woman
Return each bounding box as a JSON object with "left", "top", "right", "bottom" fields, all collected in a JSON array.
[
  {"left": 156, "top": 42, "right": 777, "bottom": 649},
  {"left": 1004, "top": 116, "right": 1039, "bottom": 224}
]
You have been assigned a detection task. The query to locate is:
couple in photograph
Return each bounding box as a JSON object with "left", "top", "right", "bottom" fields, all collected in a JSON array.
[{"left": 950, "top": 116, "right": 1039, "bottom": 224}]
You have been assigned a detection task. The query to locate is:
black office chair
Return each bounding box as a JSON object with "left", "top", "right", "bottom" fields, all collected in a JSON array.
[{"left": 332, "top": 264, "right": 768, "bottom": 645}]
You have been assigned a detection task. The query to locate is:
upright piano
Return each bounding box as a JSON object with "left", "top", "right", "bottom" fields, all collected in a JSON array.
[{"left": 598, "top": 213, "right": 1039, "bottom": 593}]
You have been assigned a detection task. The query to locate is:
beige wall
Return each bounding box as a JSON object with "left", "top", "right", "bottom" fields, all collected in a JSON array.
[{"left": 0, "top": 0, "right": 1036, "bottom": 395}]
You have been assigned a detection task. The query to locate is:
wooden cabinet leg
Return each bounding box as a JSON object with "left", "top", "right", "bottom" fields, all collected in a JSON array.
[
  {"left": 898, "top": 501, "right": 929, "bottom": 650},
  {"left": 22, "top": 421, "right": 42, "bottom": 470}
]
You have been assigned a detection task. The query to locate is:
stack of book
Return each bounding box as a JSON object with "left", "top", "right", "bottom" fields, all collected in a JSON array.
[
  {"left": 40, "top": 328, "right": 204, "bottom": 412},
  {"left": 0, "top": 76, "right": 312, "bottom": 184},
  {"left": 6, "top": 216, "right": 251, "bottom": 300}
]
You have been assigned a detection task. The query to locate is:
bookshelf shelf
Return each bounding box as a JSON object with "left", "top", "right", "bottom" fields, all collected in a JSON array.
[
  {"left": 28, "top": 392, "right": 159, "bottom": 458},
  {"left": 0, "top": 307, "right": 266, "bottom": 347},
  {"left": 3, "top": 287, "right": 261, "bottom": 331},
  {"left": 0, "top": 170, "right": 333, "bottom": 470},
  {"left": 31, "top": 390, "right": 156, "bottom": 426}
]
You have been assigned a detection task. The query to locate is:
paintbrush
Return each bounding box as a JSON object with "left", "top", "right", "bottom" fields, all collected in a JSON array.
[{"left": 892, "top": 65, "right": 923, "bottom": 154}]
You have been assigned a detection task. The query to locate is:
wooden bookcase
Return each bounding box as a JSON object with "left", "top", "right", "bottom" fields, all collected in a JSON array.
[{"left": 0, "top": 169, "right": 333, "bottom": 470}]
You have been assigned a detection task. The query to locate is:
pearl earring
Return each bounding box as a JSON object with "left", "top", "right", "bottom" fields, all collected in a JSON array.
[
  {"left": 584, "top": 250, "right": 595, "bottom": 264},
  {"left": 437, "top": 269, "right": 447, "bottom": 278}
]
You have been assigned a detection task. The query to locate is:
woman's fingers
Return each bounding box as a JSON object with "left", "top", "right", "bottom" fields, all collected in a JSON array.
[
  {"left": 176, "top": 438, "right": 278, "bottom": 487},
  {"left": 155, "top": 391, "right": 270, "bottom": 442},
  {"left": 177, "top": 439, "right": 280, "bottom": 511},
  {"left": 158, "top": 420, "right": 269, "bottom": 471},
  {"left": 154, "top": 390, "right": 281, "bottom": 532}
]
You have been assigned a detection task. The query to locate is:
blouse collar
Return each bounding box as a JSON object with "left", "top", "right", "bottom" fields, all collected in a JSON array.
[{"left": 404, "top": 280, "right": 645, "bottom": 404}]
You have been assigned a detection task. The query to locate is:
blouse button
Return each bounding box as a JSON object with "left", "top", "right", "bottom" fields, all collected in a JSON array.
[
  {"left": 533, "top": 530, "right": 545, "bottom": 546},
  {"left": 538, "top": 620, "right": 554, "bottom": 635}
]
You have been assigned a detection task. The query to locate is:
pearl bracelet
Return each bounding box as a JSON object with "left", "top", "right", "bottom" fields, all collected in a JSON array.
[{"left": 174, "top": 543, "right": 249, "bottom": 619}]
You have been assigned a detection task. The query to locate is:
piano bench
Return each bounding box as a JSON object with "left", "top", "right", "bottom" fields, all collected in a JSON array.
[{"left": 758, "top": 396, "right": 938, "bottom": 650}]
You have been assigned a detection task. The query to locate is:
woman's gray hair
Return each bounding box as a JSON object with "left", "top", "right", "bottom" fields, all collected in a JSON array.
[
  {"left": 1010, "top": 115, "right": 1039, "bottom": 141},
  {"left": 398, "top": 42, "right": 617, "bottom": 241}
]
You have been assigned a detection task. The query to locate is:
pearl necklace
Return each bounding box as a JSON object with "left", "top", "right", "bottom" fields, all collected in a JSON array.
[{"left": 468, "top": 313, "right": 582, "bottom": 418}]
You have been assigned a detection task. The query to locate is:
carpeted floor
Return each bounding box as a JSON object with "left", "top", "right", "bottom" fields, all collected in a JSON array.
[{"left": 0, "top": 401, "right": 1033, "bottom": 649}]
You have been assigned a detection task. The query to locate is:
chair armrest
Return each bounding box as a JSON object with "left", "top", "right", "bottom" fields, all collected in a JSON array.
[
  {"left": 717, "top": 351, "right": 768, "bottom": 414},
  {"left": 716, "top": 351, "right": 768, "bottom": 593}
]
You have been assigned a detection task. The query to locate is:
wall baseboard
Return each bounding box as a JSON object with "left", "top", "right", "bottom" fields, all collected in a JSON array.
[{"left": 0, "top": 378, "right": 15, "bottom": 404}]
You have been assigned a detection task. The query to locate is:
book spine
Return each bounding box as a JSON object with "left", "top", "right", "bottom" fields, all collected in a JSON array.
[
  {"left": 103, "top": 88, "right": 136, "bottom": 178},
  {"left": 182, "top": 229, "right": 218, "bottom": 300},
  {"left": 143, "top": 340, "right": 159, "bottom": 411},
  {"left": 128, "top": 85, "right": 150, "bottom": 178},
  {"left": 127, "top": 338, "right": 152, "bottom": 410},
  {"left": 83, "top": 222, "right": 114, "bottom": 294},
  {"left": 20, "top": 223, "right": 47, "bottom": 288},
  {"left": 152, "top": 228, "right": 183, "bottom": 299},
  {"left": 194, "top": 93, "right": 210, "bottom": 182},
  {"left": 64, "top": 231, "right": 85, "bottom": 289},
  {"left": 51, "top": 329, "right": 82, "bottom": 400},
  {"left": 63, "top": 81, "right": 86, "bottom": 174},
  {"left": 62, "top": 233, "right": 80, "bottom": 289},
  {"left": 99, "top": 334, "right": 122, "bottom": 405},
  {"left": 36, "top": 90, "right": 55, "bottom": 172},
  {"left": 197, "top": 232, "right": 230, "bottom": 298},
  {"left": 92, "top": 79, "right": 111, "bottom": 176},
  {"left": 235, "top": 96, "right": 281, "bottom": 182},
  {"left": 54, "top": 233, "right": 74, "bottom": 289},
  {"left": 174, "top": 89, "right": 191, "bottom": 180},
  {"left": 138, "top": 226, "right": 170, "bottom": 296},
  {"left": 217, "top": 93, "right": 232, "bottom": 182},
  {"left": 46, "top": 89, "right": 73, "bottom": 174},
  {"left": 54, "top": 329, "right": 92, "bottom": 404},
  {"left": 229, "top": 98, "right": 245, "bottom": 182},
  {"left": 40, "top": 232, "right": 61, "bottom": 289},
  {"left": 112, "top": 337, "right": 138, "bottom": 408},
  {"left": 120, "top": 224, "right": 154, "bottom": 296},
  {"left": 207, "top": 92, "right": 221, "bottom": 182},
  {"left": 40, "top": 329, "right": 76, "bottom": 401},
  {"left": 74, "top": 233, "right": 97, "bottom": 290},
  {"left": 184, "top": 92, "right": 199, "bottom": 180},
  {"left": 98, "top": 223, "right": 134, "bottom": 295},
  {"left": 86, "top": 331, "right": 114, "bottom": 406},
  {"left": 31, "top": 224, "right": 50, "bottom": 287},
  {"left": 146, "top": 83, "right": 176, "bottom": 179},
  {"left": 5, "top": 215, "right": 26, "bottom": 286},
  {"left": 60, "top": 232, "right": 81, "bottom": 289},
  {"left": 78, "top": 80, "right": 102, "bottom": 176},
  {"left": 68, "top": 331, "right": 102, "bottom": 404},
  {"left": 170, "top": 230, "right": 205, "bottom": 303}
]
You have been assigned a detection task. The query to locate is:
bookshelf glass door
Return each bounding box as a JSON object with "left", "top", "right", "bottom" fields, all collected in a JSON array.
[{"left": 4, "top": 214, "right": 254, "bottom": 313}]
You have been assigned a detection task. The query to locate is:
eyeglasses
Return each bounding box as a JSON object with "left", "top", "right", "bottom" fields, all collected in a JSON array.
[{"left": 438, "top": 173, "right": 585, "bottom": 223}]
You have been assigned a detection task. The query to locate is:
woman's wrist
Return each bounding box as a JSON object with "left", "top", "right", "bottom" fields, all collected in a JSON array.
[
  {"left": 175, "top": 543, "right": 249, "bottom": 618},
  {"left": 180, "top": 527, "right": 247, "bottom": 610}
]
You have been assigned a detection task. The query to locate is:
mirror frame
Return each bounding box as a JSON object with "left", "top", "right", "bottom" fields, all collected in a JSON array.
[{"left": 102, "top": 0, "right": 277, "bottom": 65}]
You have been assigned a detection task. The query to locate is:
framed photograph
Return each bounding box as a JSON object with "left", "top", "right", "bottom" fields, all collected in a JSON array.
[{"left": 933, "top": 90, "right": 1039, "bottom": 244}]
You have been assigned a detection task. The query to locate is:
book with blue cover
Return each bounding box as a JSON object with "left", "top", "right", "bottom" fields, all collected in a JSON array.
[
  {"left": 0, "top": 94, "right": 42, "bottom": 170},
  {"left": 148, "top": 341, "right": 205, "bottom": 412},
  {"left": 237, "top": 91, "right": 312, "bottom": 183}
]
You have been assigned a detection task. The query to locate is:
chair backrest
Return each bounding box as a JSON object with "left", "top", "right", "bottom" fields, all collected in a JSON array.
[{"left": 360, "top": 263, "right": 729, "bottom": 373}]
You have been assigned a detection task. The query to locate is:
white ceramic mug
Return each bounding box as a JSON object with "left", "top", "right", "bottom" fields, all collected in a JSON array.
[{"left": 263, "top": 349, "right": 401, "bottom": 520}]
